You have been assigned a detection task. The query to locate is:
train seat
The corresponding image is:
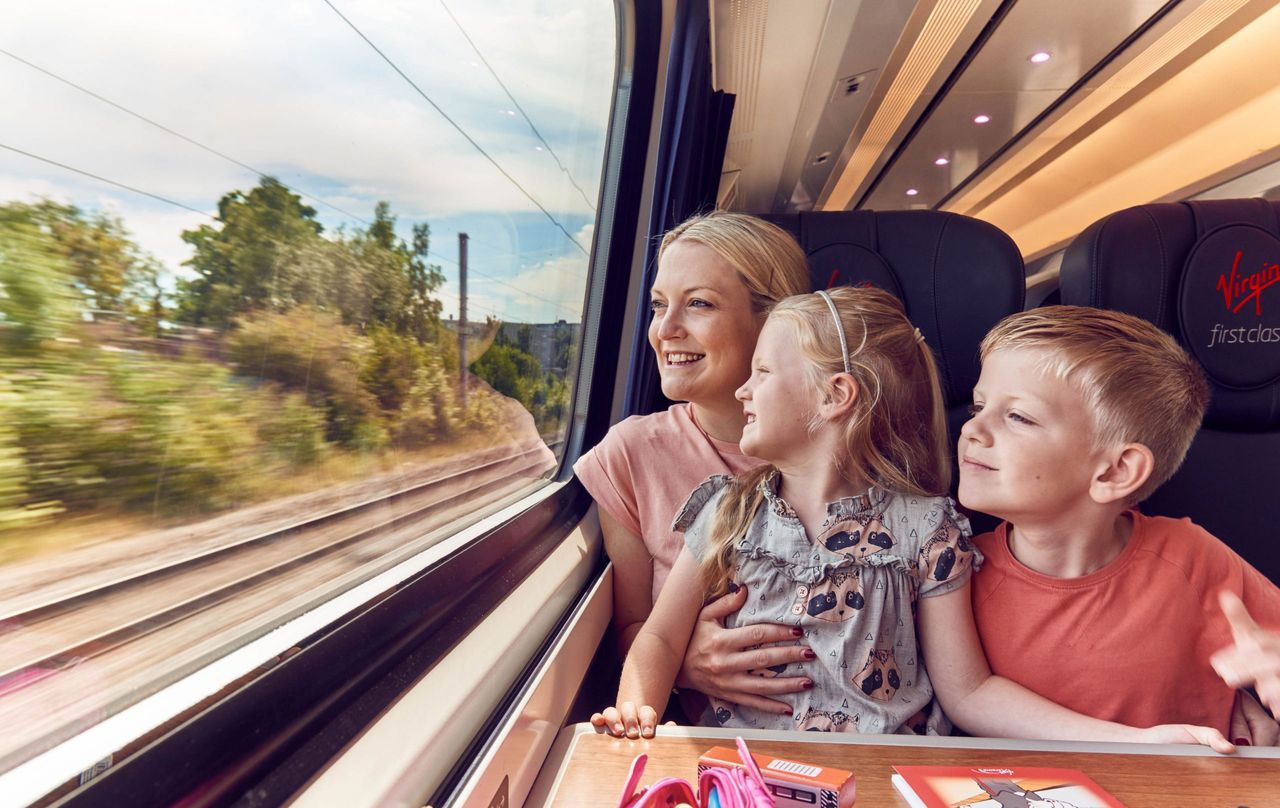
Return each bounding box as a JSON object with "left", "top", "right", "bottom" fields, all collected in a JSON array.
[
  {"left": 763, "top": 210, "right": 1025, "bottom": 528},
  {"left": 1060, "top": 198, "right": 1280, "bottom": 583}
]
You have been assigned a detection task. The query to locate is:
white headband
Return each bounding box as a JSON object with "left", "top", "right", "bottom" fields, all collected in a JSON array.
[{"left": 815, "top": 289, "right": 851, "bottom": 374}]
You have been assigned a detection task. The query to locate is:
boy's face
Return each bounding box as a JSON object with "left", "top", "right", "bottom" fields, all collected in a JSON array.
[{"left": 957, "top": 347, "right": 1106, "bottom": 522}]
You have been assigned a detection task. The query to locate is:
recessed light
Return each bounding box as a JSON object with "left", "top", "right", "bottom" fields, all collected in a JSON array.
[
  {"left": 973, "top": 114, "right": 991, "bottom": 124},
  {"left": 1029, "top": 51, "right": 1051, "bottom": 64},
  {"left": 905, "top": 188, "right": 919, "bottom": 196},
  {"left": 934, "top": 157, "right": 950, "bottom": 166}
]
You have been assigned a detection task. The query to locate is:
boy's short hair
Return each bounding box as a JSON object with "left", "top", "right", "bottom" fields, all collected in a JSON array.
[{"left": 981, "top": 306, "right": 1210, "bottom": 502}]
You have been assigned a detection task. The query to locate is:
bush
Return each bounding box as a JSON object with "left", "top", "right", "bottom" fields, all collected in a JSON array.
[{"left": 226, "top": 307, "right": 381, "bottom": 447}]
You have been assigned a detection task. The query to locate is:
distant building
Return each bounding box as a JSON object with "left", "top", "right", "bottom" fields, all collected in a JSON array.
[{"left": 496, "top": 320, "right": 581, "bottom": 375}]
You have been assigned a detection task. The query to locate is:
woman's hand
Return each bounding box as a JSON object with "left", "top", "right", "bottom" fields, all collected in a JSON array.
[
  {"left": 674, "top": 584, "right": 812, "bottom": 715},
  {"left": 1138, "top": 723, "right": 1236, "bottom": 754},
  {"left": 1230, "top": 688, "right": 1279, "bottom": 746},
  {"left": 591, "top": 702, "right": 659, "bottom": 739}
]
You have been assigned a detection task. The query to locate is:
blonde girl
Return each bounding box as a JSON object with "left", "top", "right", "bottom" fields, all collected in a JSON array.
[{"left": 593, "top": 287, "right": 1233, "bottom": 750}]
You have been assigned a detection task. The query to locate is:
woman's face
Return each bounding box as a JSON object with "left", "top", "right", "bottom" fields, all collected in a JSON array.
[{"left": 648, "top": 239, "right": 763, "bottom": 406}]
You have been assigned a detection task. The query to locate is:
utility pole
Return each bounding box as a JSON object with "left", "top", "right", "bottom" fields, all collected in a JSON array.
[{"left": 458, "top": 232, "right": 469, "bottom": 405}]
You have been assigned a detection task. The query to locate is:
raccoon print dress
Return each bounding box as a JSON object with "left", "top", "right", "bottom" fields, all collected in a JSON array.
[{"left": 675, "top": 470, "right": 979, "bottom": 735}]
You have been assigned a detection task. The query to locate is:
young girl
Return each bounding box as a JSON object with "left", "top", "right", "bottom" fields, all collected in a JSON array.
[{"left": 592, "top": 287, "right": 1234, "bottom": 749}]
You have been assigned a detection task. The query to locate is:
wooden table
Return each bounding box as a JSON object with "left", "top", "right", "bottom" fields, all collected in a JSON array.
[{"left": 528, "top": 724, "right": 1280, "bottom": 807}]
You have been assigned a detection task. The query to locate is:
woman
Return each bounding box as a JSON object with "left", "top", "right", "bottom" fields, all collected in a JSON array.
[{"left": 574, "top": 211, "right": 816, "bottom": 716}]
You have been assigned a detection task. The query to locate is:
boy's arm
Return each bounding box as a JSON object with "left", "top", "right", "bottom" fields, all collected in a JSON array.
[
  {"left": 918, "top": 582, "right": 1236, "bottom": 752},
  {"left": 592, "top": 547, "right": 706, "bottom": 738}
]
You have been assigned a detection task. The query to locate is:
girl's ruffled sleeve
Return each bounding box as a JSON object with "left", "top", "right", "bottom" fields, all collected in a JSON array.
[
  {"left": 915, "top": 497, "right": 983, "bottom": 598},
  {"left": 671, "top": 474, "right": 733, "bottom": 561}
]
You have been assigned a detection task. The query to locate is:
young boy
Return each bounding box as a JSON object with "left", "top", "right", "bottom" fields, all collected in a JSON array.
[{"left": 960, "top": 306, "right": 1280, "bottom": 740}]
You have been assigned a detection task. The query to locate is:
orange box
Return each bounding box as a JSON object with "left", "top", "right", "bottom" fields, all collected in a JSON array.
[{"left": 697, "top": 746, "right": 855, "bottom": 807}]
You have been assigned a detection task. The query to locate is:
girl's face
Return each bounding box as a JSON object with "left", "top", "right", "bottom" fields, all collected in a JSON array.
[
  {"left": 735, "top": 318, "right": 818, "bottom": 463},
  {"left": 648, "top": 240, "right": 763, "bottom": 406}
]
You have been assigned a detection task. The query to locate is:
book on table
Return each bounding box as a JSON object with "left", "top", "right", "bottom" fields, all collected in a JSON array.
[{"left": 890, "top": 764, "right": 1126, "bottom": 808}]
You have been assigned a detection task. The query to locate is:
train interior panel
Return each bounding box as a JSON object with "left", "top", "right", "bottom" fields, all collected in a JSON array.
[{"left": 1, "top": 0, "right": 1278, "bottom": 806}]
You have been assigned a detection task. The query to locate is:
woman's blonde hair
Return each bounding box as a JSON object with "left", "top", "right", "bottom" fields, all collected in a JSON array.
[
  {"left": 700, "top": 286, "right": 950, "bottom": 598},
  {"left": 658, "top": 211, "right": 811, "bottom": 312}
]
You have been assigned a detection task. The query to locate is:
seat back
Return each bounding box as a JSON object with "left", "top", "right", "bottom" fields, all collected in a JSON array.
[
  {"left": 1060, "top": 198, "right": 1280, "bottom": 582},
  {"left": 764, "top": 210, "right": 1025, "bottom": 524}
]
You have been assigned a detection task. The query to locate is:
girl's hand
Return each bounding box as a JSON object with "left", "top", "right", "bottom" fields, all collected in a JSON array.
[
  {"left": 675, "top": 585, "right": 811, "bottom": 715},
  {"left": 1211, "top": 591, "right": 1280, "bottom": 715},
  {"left": 591, "top": 702, "right": 659, "bottom": 739},
  {"left": 1139, "top": 723, "right": 1236, "bottom": 754}
]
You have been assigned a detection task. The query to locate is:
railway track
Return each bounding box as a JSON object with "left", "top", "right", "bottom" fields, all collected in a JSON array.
[{"left": 0, "top": 439, "right": 557, "bottom": 769}]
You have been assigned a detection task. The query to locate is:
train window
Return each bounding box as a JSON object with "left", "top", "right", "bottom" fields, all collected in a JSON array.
[{"left": 0, "top": 0, "right": 614, "bottom": 788}]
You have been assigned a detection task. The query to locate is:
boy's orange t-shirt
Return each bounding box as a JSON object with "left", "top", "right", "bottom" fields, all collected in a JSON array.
[{"left": 971, "top": 512, "right": 1280, "bottom": 736}]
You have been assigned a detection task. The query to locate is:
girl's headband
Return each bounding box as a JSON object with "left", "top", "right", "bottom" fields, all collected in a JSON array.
[{"left": 815, "top": 289, "right": 851, "bottom": 374}]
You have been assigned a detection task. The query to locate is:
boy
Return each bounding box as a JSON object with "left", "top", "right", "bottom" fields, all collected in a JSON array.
[{"left": 960, "top": 306, "right": 1280, "bottom": 740}]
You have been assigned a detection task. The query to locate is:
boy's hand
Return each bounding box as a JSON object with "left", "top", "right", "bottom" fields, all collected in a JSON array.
[
  {"left": 1211, "top": 591, "right": 1280, "bottom": 715},
  {"left": 591, "top": 702, "right": 658, "bottom": 739},
  {"left": 1140, "top": 723, "right": 1236, "bottom": 754}
]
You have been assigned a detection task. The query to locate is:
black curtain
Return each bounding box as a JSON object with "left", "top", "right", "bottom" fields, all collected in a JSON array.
[{"left": 622, "top": 0, "right": 736, "bottom": 417}]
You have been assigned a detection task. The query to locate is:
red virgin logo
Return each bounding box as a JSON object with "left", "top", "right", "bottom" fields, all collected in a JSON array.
[{"left": 1218, "top": 249, "right": 1280, "bottom": 315}]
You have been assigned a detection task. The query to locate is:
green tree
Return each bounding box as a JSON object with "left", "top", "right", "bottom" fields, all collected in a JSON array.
[
  {"left": 178, "top": 177, "right": 322, "bottom": 328},
  {"left": 0, "top": 213, "right": 80, "bottom": 355}
]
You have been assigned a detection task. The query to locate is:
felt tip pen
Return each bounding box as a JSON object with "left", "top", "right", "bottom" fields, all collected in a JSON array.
[{"left": 707, "top": 786, "right": 721, "bottom": 808}]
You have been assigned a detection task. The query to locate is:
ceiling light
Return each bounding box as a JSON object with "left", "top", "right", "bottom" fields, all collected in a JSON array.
[
  {"left": 973, "top": 114, "right": 991, "bottom": 124},
  {"left": 1029, "top": 51, "right": 1052, "bottom": 63},
  {"left": 905, "top": 188, "right": 919, "bottom": 196},
  {"left": 934, "top": 157, "right": 950, "bottom": 166}
]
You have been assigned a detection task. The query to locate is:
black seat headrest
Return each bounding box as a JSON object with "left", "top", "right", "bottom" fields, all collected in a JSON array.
[
  {"left": 1061, "top": 198, "right": 1280, "bottom": 582},
  {"left": 763, "top": 210, "right": 1025, "bottom": 411},
  {"left": 1061, "top": 198, "right": 1280, "bottom": 432}
]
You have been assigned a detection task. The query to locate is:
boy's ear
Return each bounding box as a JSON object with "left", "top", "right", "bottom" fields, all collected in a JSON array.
[
  {"left": 821, "top": 373, "right": 859, "bottom": 418},
  {"left": 1090, "top": 443, "right": 1154, "bottom": 505}
]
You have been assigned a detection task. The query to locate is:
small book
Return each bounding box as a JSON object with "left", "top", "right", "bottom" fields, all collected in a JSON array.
[{"left": 890, "top": 764, "right": 1126, "bottom": 808}]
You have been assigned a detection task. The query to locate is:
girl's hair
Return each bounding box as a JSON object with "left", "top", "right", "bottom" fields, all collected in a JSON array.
[
  {"left": 700, "top": 286, "right": 950, "bottom": 598},
  {"left": 658, "top": 211, "right": 811, "bottom": 313}
]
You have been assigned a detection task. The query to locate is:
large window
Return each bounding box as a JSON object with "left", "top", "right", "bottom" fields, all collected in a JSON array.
[{"left": 0, "top": 0, "right": 615, "bottom": 784}]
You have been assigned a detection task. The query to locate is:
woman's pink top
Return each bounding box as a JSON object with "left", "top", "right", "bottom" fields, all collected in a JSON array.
[{"left": 573, "top": 403, "right": 765, "bottom": 603}]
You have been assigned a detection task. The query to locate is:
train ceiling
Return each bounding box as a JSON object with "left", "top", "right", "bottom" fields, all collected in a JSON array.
[{"left": 712, "top": 0, "right": 1280, "bottom": 259}]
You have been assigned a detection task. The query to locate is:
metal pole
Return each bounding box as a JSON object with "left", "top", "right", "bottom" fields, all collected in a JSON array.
[{"left": 458, "top": 232, "right": 468, "bottom": 405}]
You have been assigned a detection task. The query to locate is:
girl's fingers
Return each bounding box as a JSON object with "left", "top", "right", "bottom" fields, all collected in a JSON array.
[
  {"left": 598, "top": 706, "right": 625, "bottom": 736},
  {"left": 638, "top": 705, "right": 659, "bottom": 738},
  {"left": 619, "top": 701, "right": 640, "bottom": 739}
]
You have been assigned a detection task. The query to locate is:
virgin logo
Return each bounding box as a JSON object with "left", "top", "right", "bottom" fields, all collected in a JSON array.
[{"left": 1218, "top": 249, "right": 1280, "bottom": 315}]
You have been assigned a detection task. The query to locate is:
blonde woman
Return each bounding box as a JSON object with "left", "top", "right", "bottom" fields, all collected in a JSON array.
[{"left": 574, "top": 211, "right": 815, "bottom": 715}]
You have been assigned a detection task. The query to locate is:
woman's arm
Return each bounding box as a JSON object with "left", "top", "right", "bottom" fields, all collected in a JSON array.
[
  {"left": 598, "top": 507, "right": 654, "bottom": 654},
  {"left": 918, "top": 583, "right": 1235, "bottom": 752},
  {"left": 592, "top": 547, "right": 706, "bottom": 738}
]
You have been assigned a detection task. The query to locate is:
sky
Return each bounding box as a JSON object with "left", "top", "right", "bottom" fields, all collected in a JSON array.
[{"left": 0, "top": 0, "right": 616, "bottom": 323}]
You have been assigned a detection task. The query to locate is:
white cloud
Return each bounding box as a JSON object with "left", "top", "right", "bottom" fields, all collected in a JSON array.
[{"left": 0, "top": 0, "right": 615, "bottom": 287}]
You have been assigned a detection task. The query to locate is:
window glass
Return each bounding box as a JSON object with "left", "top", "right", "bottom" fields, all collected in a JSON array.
[{"left": 0, "top": 0, "right": 614, "bottom": 773}]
